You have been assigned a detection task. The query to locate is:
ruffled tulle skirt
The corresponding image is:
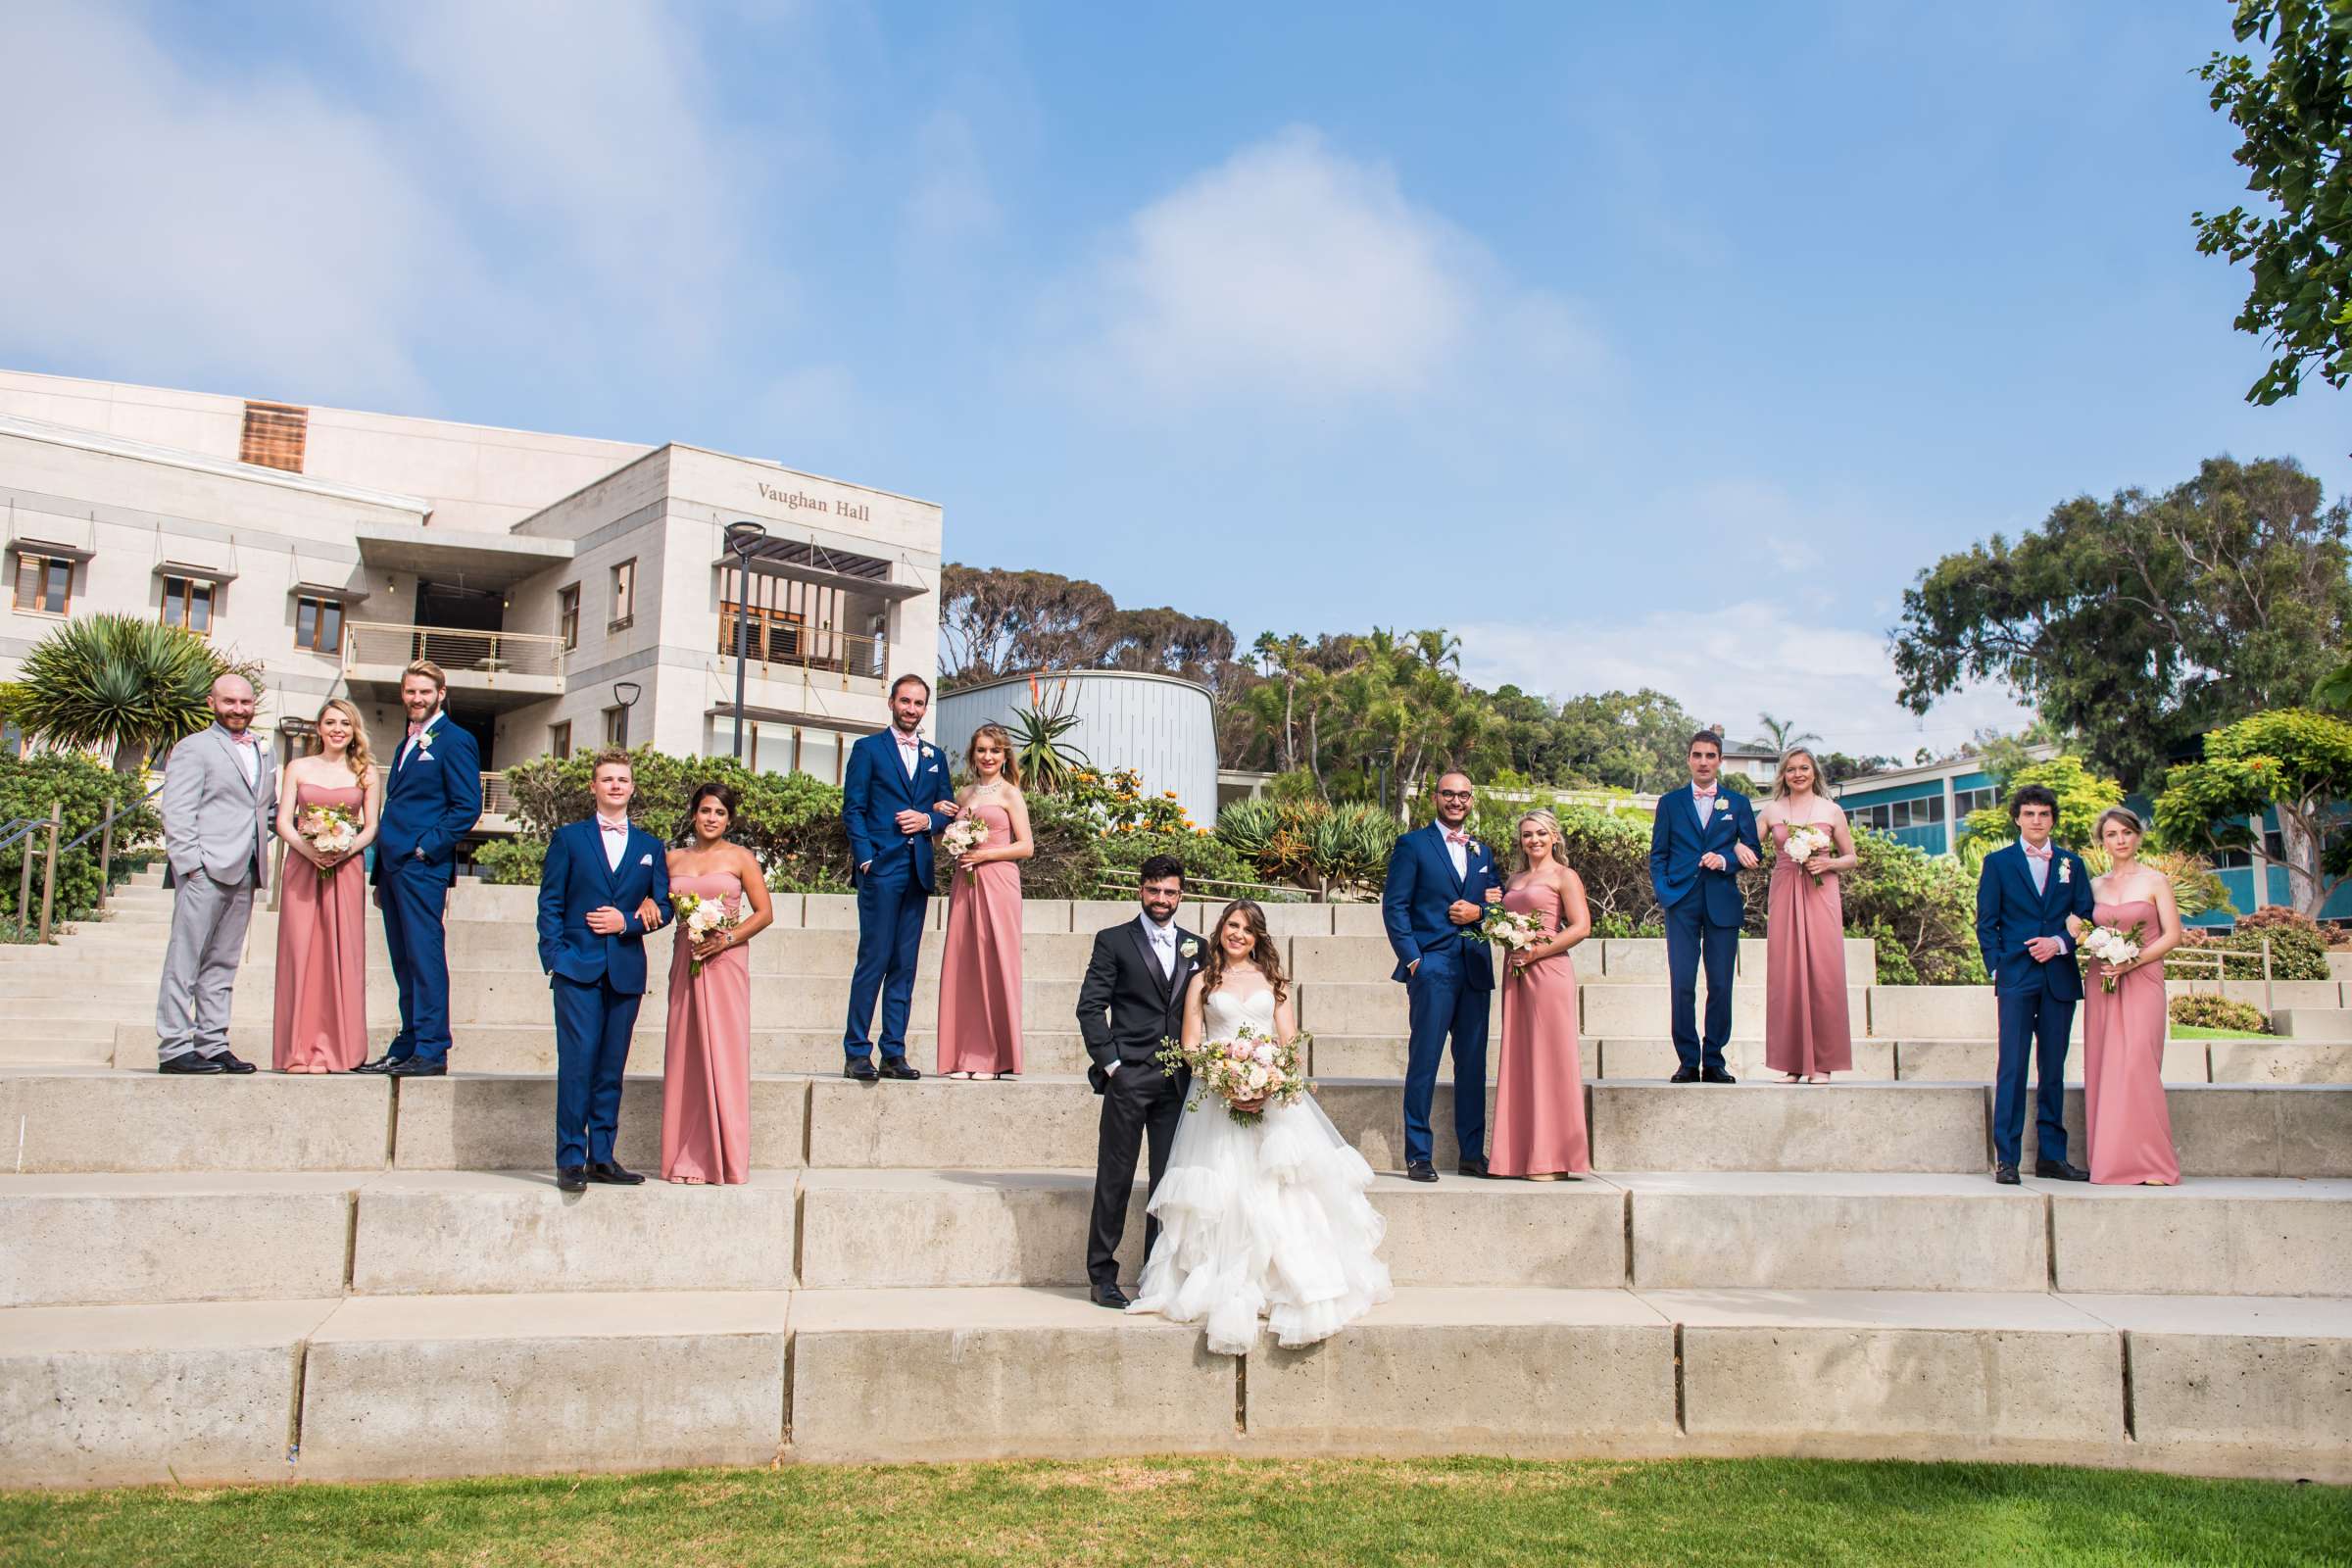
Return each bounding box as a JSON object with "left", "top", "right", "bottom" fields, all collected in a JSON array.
[{"left": 1125, "top": 1093, "right": 1393, "bottom": 1356}]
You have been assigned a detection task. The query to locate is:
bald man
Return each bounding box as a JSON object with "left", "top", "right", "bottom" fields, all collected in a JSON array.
[{"left": 155, "top": 674, "right": 277, "bottom": 1073}]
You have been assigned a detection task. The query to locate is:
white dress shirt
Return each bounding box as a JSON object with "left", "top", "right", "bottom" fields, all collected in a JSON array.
[
  {"left": 596, "top": 812, "right": 630, "bottom": 872},
  {"left": 398, "top": 711, "right": 441, "bottom": 770},
  {"left": 225, "top": 729, "right": 259, "bottom": 789},
  {"left": 1435, "top": 822, "right": 1468, "bottom": 881},
  {"left": 894, "top": 727, "right": 921, "bottom": 778},
  {"left": 1140, "top": 912, "right": 1178, "bottom": 982}
]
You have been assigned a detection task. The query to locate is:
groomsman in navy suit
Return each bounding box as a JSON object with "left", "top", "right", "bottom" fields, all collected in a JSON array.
[
  {"left": 537, "top": 751, "right": 671, "bottom": 1193},
  {"left": 840, "top": 674, "right": 959, "bottom": 1081},
  {"left": 358, "top": 661, "right": 483, "bottom": 1078},
  {"left": 1382, "top": 770, "right": 1502, "bottom": 1183},
  {"left": 1974, "top": 784, "right": 2096, "bottom": 1186},
  {"left": 1649, "top": 731, "right": 1761, "bottom": 1083}
]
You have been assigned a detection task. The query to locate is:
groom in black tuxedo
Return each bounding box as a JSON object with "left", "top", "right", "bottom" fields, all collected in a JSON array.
[{"left": 1075, "top": 855, "right": 1200, "bottom": 1309}]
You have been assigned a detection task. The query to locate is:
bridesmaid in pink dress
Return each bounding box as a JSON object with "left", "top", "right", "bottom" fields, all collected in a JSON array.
[
  {"left": 1490, "top": 809, "right": 1593, "bottom": 1179},
  {"left": 2071, "top": 808, "right": 2182, "bottom": 1186},
  {"left": 271, "top": 699, "right": 380, "bottom": 1072},
  {"left": 659, "top": 783, "right": 774, "bottom": 1184},
  {"left": 1759, "top": 748, "right": 1856, "bottom": 1082},
  {"left": 938, "top": 724, "right": 1034, "bottom": 1079}
]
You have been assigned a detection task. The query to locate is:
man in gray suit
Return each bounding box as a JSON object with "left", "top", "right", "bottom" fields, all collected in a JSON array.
[{"left": 155, "top": 673, "right": 276, "bottom": 1074}]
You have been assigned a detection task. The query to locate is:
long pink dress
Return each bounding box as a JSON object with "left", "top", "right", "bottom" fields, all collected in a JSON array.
[
  {"left": 2082, "top": 897, "right": 2180, "bottom": 1185},
  {"left": 661, "top": 872, "right": 751, "bottom": 1183},
  {"left": 272, "top": 782, "right": 368, "bottom": 1072},
  {"left": 1765, "top": 817, "right": 1852, "bottom": 1077},
  {"left": 1489, "top": 882, "right": 1591, "bottom": 1177},
  {"left": 937, "top": 801, "right": 1023, "bottom": 1076}
]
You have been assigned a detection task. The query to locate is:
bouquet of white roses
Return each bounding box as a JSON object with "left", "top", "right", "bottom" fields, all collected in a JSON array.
[
  {"left": 669, "top": 890, "right": 742, "bottom": 976},
  {"left": 1479, "top": 902, "right": 1545, "bottom": 953},
  {"left": 299, "top": 804, "right": 361, "bottom": 883},
  {"left": 1783, "top": 824, "right": 1833, "bottom": 881},
  {"left": 940, "top": 814, "right": 989, "bottom": 879},
  {"left": 2078, "top": 920, "right": 2144, "bottom": 993},
  {"left": 1156, "top": 1023, "right": 1309, "bottom": 1125}
]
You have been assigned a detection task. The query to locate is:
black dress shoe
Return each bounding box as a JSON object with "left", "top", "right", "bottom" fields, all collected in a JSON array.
[
  {"left": 1701, "top": 1067, "right": 1738, "bottom": 1084},
  {"left": 844, "top": 1058, "right": 879, "bottom": 1082},
  {"left": 214, "top": 1051, "right": 257, "bottom": 1075},
  {"left": 557, "top": 1166, "right": 589, "bottom": 1194},
  {"left": 878, "top": 1058, "right": 921, "bottom": 1081},
  {"left": 1405, "top": 1160, "right": 1437, "bottom": 1183},
  {"left": 1994, "top": 1163, "right": 2021, "bottom": 1186},
  {"left": 2034, "top": 1158, "right": 2090, "bottom": 1182},
  {"left": 385, "top": 1057, "right": 447, "bottom": 1077},
  {"left": 1090, "top": 1285, "right": 1131, "bottom": 1310},
  {"left": 158, "top": 1054, "right": 226, "bottom": 1075},
  {"left": 353, "top": 1054, "right": 400, "bottom": 1075},
  {"left": 1669, "top": 1066, "right": 1700, "bottom": 1084},
  {"left": 588, "top": 1160, "right": 645, "bottom": 1186},
  {"left": 1456, "top": 1157, "right": 1489, "bottom": 1179}
]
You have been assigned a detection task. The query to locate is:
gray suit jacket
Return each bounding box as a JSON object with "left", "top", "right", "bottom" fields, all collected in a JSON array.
[{"left": 162, "top": 724, "right": 278, "bottom": 888}]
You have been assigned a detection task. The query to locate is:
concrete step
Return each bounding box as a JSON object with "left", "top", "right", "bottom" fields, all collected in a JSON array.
[
  {"left": 1619, "top": 1172, "right": 2048, "bottom": 1291},
  {"left": 390, "top": 1074, "right": 812, "bottom": 1172},
  {"left": 1589, "top": 1080, "right": 1989, "bottom": 1172},
  {"left": 0, "top": 1069, "right": 395, "bottom": 1174},
  {"left": 2025, "top": 1084, "right": 2352, "bottom": 1179},
  {"left": 2276, "top": 1008, "right": 2352, "bottom": 1041},
  {"left": 2206, "top": 1039, "right": 2352, "bottom": 1085},
  {"left": 1592, "top": 1038, "right": 1895, "bottom": 1081},
  {"left": 0, "top": 1035, "right": 117, "bottom": 1067},
  {"left": 0, "top": 1172, "right": 358, "bottom": 1306},
  {"left": 2046, "top": 1176, "right": 2352, "bottom": 1297},
  {"left": 1892, "top": 1038, "right": 2211, "bottom": 1085},
  {"left": 4, "top": 1287, "right": 2343, "bottom": 1486}
]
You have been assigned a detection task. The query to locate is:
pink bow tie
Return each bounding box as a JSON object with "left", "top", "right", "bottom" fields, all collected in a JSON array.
[
  {"left": 1444, "top": 830, "right": 1470, "bottom": 846},
  {"left": 598, "top": 817, "right": 627, "bottom": 834},
  {"left": 407, "top": 721, "right": 423, "bottom": 739},
  {"left": 1693, "top": 787, "right": 1717, "bottom": 799},
  {"left": 2023, "top": 844, "right": 2052, "bottom": 860}
]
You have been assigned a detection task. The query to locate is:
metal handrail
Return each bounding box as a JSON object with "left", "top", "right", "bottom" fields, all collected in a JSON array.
[
  {"left": 0, "top": 817, "right": 39, "bottom": 854},
  {"left": 344, "top": 621, "right": 567, "bottom": 681},
  {"left": 716, "top": 612, "right": 889, "bottom": 685},
  {"left": 1091, "top": 872, "right": 1320, "bottom": 904},
  {"left": 2167, "top": 937, "right": 2275, "bottom": 1019},
  {"left": 61, "top": 781, "right": 162, "bottom": 854}
]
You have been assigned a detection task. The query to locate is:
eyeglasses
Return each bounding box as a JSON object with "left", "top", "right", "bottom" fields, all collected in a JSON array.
[{"left": 1436, "top": 789, "right": 1473, "bottom": 801}]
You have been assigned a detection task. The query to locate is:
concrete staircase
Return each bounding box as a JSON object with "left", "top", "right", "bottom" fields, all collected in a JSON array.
[{"left": 2, "top": 885, "right": 2349, "bottom": 1489}]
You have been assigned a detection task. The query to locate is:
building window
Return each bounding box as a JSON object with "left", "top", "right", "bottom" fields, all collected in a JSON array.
[
  {"left": 12, "top": 553, "right": 71, "bottom": 615},
  {"left": 295, "top": 596, "right": 344, "bottom": 653},
  {"left": 610, "top": 560, "right": 636, "bottom": 631},
  {"left": 603, "top": 705, "right": 627, "bottom": 747},
  {"left": 239, "top": 401, "right": 308, "bottom": 471},
  {"left": 162, "top": 574, "right": 216, "bottom": 636},
  {"left": 1953, "top": 786, "right": 1996, "bottom": 818},
  {"left": 550, "top": 721, "right": 572, "bottom": 760},
  {"left": 558, "top": 584, "right": 580, "bottom": 651}
]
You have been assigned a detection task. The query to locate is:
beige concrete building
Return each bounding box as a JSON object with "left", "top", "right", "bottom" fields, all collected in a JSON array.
[{"left": 0, "top": 370, "right": 943, "bottom": 830}]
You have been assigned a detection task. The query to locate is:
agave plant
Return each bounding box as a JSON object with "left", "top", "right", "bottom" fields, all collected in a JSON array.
[
  {"left": 1008, "top": 674, "right": 1091, "bottom": 795},
  {"left": 1308, "top": 803, "right": 1396, "bottom": 895},
  {"left": 14, "top": 615, "right": 250, "bottom": 772}
]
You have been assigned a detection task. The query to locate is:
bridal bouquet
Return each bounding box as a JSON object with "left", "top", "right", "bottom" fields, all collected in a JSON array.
[
  {"left": 299, "top": 804, "right": 361, "bottom": 883},
  {"left": 1156, "top": 1023, "right": 1309, "bottom": 1125},
  {"left": 1479, "top": 903, "right": 1544, "bottom": 953},
  {"left": 2078, "top": 921, "right": 2145, "bottom": 993},
  {"left": 669, "top": 891, "right": 741, "bottom": 976},
  {"left": 1782, "top": 824, "right": 1833, "bottom": 881},
  {"left": 939, "top": 814, "right": 989, "bottom": 879}
]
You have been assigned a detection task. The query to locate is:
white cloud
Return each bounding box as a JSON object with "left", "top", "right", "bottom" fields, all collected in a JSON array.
[
  {"left": 1454, "top": 601, "right": 2034, "bottom": 760},
  {"left": 1054, "top": 127, "right": 1607, "bottom": 416}
]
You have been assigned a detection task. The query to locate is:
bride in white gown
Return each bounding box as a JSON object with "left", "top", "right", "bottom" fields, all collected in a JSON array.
[{"left": 1126, "top": 900, "right": 1392, "bottom": 1355}]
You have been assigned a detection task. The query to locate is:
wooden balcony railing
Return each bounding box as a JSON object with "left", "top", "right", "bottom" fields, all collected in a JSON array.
[
  {"left": 344, "top": 622, "right": 566, "bottom": 681},
  {"left": 717, "top": 613, "right": 888, "bottom": 686}
]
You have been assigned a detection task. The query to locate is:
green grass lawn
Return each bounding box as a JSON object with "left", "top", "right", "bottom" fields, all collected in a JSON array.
[
  {"left": 2170, "top": 1024, "right": 2276, "bottom": 1040},
  {"left": 2, "top": 1457, "right": 2345, "bottom": 1568}
]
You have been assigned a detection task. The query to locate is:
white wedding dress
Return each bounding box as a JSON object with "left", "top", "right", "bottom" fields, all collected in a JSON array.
[{"left": 1125, "top": 985, "right": 1393, "bottom": 1355}]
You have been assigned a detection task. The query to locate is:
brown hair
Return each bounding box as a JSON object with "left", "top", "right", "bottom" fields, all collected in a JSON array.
[
  {"left": 1200, "top": 899, "right": 1289, "bottom": 1005},
  {"left": 309, "top": 698, "right": 374, "bottom": 778},
  {"left": 403, "top": 658, "right": 448, "bottom": 692},
  {"left": 590, "top": 748, "right": 633, "bottom": 779},
  {"left": 965, "top": 722, "right": 1020, "bottom": 788},
  {"left": 2093, "top": 807, "right": 2145, "bottom": 842}
]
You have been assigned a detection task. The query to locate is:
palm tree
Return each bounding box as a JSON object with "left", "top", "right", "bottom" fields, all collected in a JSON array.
[
  {"left": 1756, "top": 711, "right": 1822, "bottom": 756},
  {"left": 14, "top": 615, "right": 247, "bottom": 772}
]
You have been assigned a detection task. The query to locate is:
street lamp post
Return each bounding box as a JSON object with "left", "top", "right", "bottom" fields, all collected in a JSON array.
[
  {"left": 612, "top": 681, "right": 642, "bottom": 749},
  {"left": 723, "top": 520, "right": 768, "bottom": 760}
]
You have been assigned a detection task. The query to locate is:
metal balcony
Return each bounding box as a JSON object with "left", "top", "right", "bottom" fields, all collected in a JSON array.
[{"left": 343, "top": 622, "right": 565, "bottom": 714}]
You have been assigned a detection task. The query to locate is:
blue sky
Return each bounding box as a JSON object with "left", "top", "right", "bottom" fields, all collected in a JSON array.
[{"left": 5, "top": 1, "right": 2345, "bottom": 758}]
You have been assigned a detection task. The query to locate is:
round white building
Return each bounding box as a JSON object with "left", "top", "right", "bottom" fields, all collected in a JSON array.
[{"left": 932, "top": 670, "right": 1217, "bottom": 825}]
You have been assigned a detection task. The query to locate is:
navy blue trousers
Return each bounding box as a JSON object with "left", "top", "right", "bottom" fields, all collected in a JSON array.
[
  {"left": 1663, "top": 897, "right": 1738, "bottom": 1074},
  {"left": 1402, "top": 948, "right": 1490, "bottom": 1166},
  {"left": 844, "top": 862, "right": 926, "bottom": 1061},
  {"left": 376, "top": 858, "right": 453, "bottom": 1064},
  {"left": 1992, "top": 986, "right": 2075, "bottom": 1168},
  {"left": 553, "top": 973, "right": 641, "bottom": 1167}
]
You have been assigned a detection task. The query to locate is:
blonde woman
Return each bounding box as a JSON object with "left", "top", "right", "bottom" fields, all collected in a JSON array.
[
  {"left": 271, "top": 699, "right": 381, "bottom": 1071},
  {"left": 1757, "top": 748, "right": 1856, "bottom": 1082},
  {"left": 937, "top": 723, "right": 1034, "bottom": 1079},
  {"left": 1489, "top": 810, "right": 1593, "bottom": 1178},
  {"left": 2068, "top": 808, "right": 2181, "bottom": 1185}
]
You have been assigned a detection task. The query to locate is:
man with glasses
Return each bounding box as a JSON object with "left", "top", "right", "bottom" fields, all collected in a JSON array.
[{"left": 1381, "top": 771, "right": 1502, "bottom": 1182}]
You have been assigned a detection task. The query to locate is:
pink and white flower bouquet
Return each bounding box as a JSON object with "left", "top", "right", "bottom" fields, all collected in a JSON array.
[
  {"left": 298, "top": 804, "right": 361, "bottom": 883},
  {"left": 2078, "top": 920, "right": 2144, "bottom": 993},
  {"left": 939, "top": 814, "right": 989, "bottom": 879},
  {"left": 1156, "top": 1022, "right": 1309, "bottom": 1125},
  {"left": 1782, "top": 824, "right": 1833, "bottom": 881},
  {"left": 669, "top": 891, "right": 742, "bottom": 976},
  {"left": 1479, "top": 902, "right": 1544, "bottom": 953}
]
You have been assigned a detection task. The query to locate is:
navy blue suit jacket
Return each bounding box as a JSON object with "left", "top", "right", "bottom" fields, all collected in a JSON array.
[
  {"left": 842, "top": 729, "right": 956, "bottom": 888},
  {"left": 1975, "top": 840, "right": 2095, "bottom": 1000},
  {"left": 536, "top": 817, "right": 673, "bottom": 994},
  {"left": 374, "top": 712, "right": 482, "bottom": 882},
  {"left": 1648, "top": 783, "right": 1759, "bottom": 927},
  {"left": 1381, "top": 822, "right": 1500, "bottom": 988}
]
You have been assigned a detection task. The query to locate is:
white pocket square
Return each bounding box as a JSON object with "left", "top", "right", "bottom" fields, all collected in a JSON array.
[{"left": 638, "top": 853, "right": 652, "bottom": 865}]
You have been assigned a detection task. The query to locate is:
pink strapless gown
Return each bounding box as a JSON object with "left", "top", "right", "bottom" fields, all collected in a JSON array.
[
  {"left": 662, "top": 872, "right": 752, "bottom": 1183},
  {"left": 937, "top": 802, "right": 1023, "bottom": 1076},
  {"left": 1490, "top": 883, "right": 1590, "bottom": 1177},
  {"left": 2082, "top": 897, "right": 2179, "bottom": 1185},
  {"left": 273, "top": 782, "right": 368, "bottom": 1072},
  {"left": 1765, "top": 820, "right": 1852, "bottom": 1077}
]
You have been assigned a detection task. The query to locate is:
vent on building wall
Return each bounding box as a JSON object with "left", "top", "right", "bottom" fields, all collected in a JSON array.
[{"left": 239, "top": 401, "right": 308, "bottom": 472}]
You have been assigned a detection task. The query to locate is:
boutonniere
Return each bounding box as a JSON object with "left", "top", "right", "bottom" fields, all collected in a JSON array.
[
  {"left": 2057, "top": 859, "right": 2073, "bottom": 884},
  {"left": 1713, "top": 797, "right": 1730, "bottom": 813},
  {"left": 1180, "top": 939, "right": 1200, "bottom": 959}
]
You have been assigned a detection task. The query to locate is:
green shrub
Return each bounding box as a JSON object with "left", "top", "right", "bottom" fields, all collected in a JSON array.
[
  {"left": 2177, "top": 908, "right": 2331, "bottom": 981},
  {"left": 1099, "top": 824, "right": 1264, "bottom": 896},
  {"left": 473, "top": 838, "right": 545, "bottom": 886},
  {"left": 1843, "top": 829, "right": 1986, "bottom": 986},
  {"left": 2169, "top": 994, "right": 2270, "bottom": 1034},
  {"left": 502, "top": 750, "right": 855, "bottom": 889},
  {"left": 1021, "top": 791, "right": 1108, "bottom": 900},
  {"left": 0, "top": 752, "right": 161, "bottom": 927}
]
